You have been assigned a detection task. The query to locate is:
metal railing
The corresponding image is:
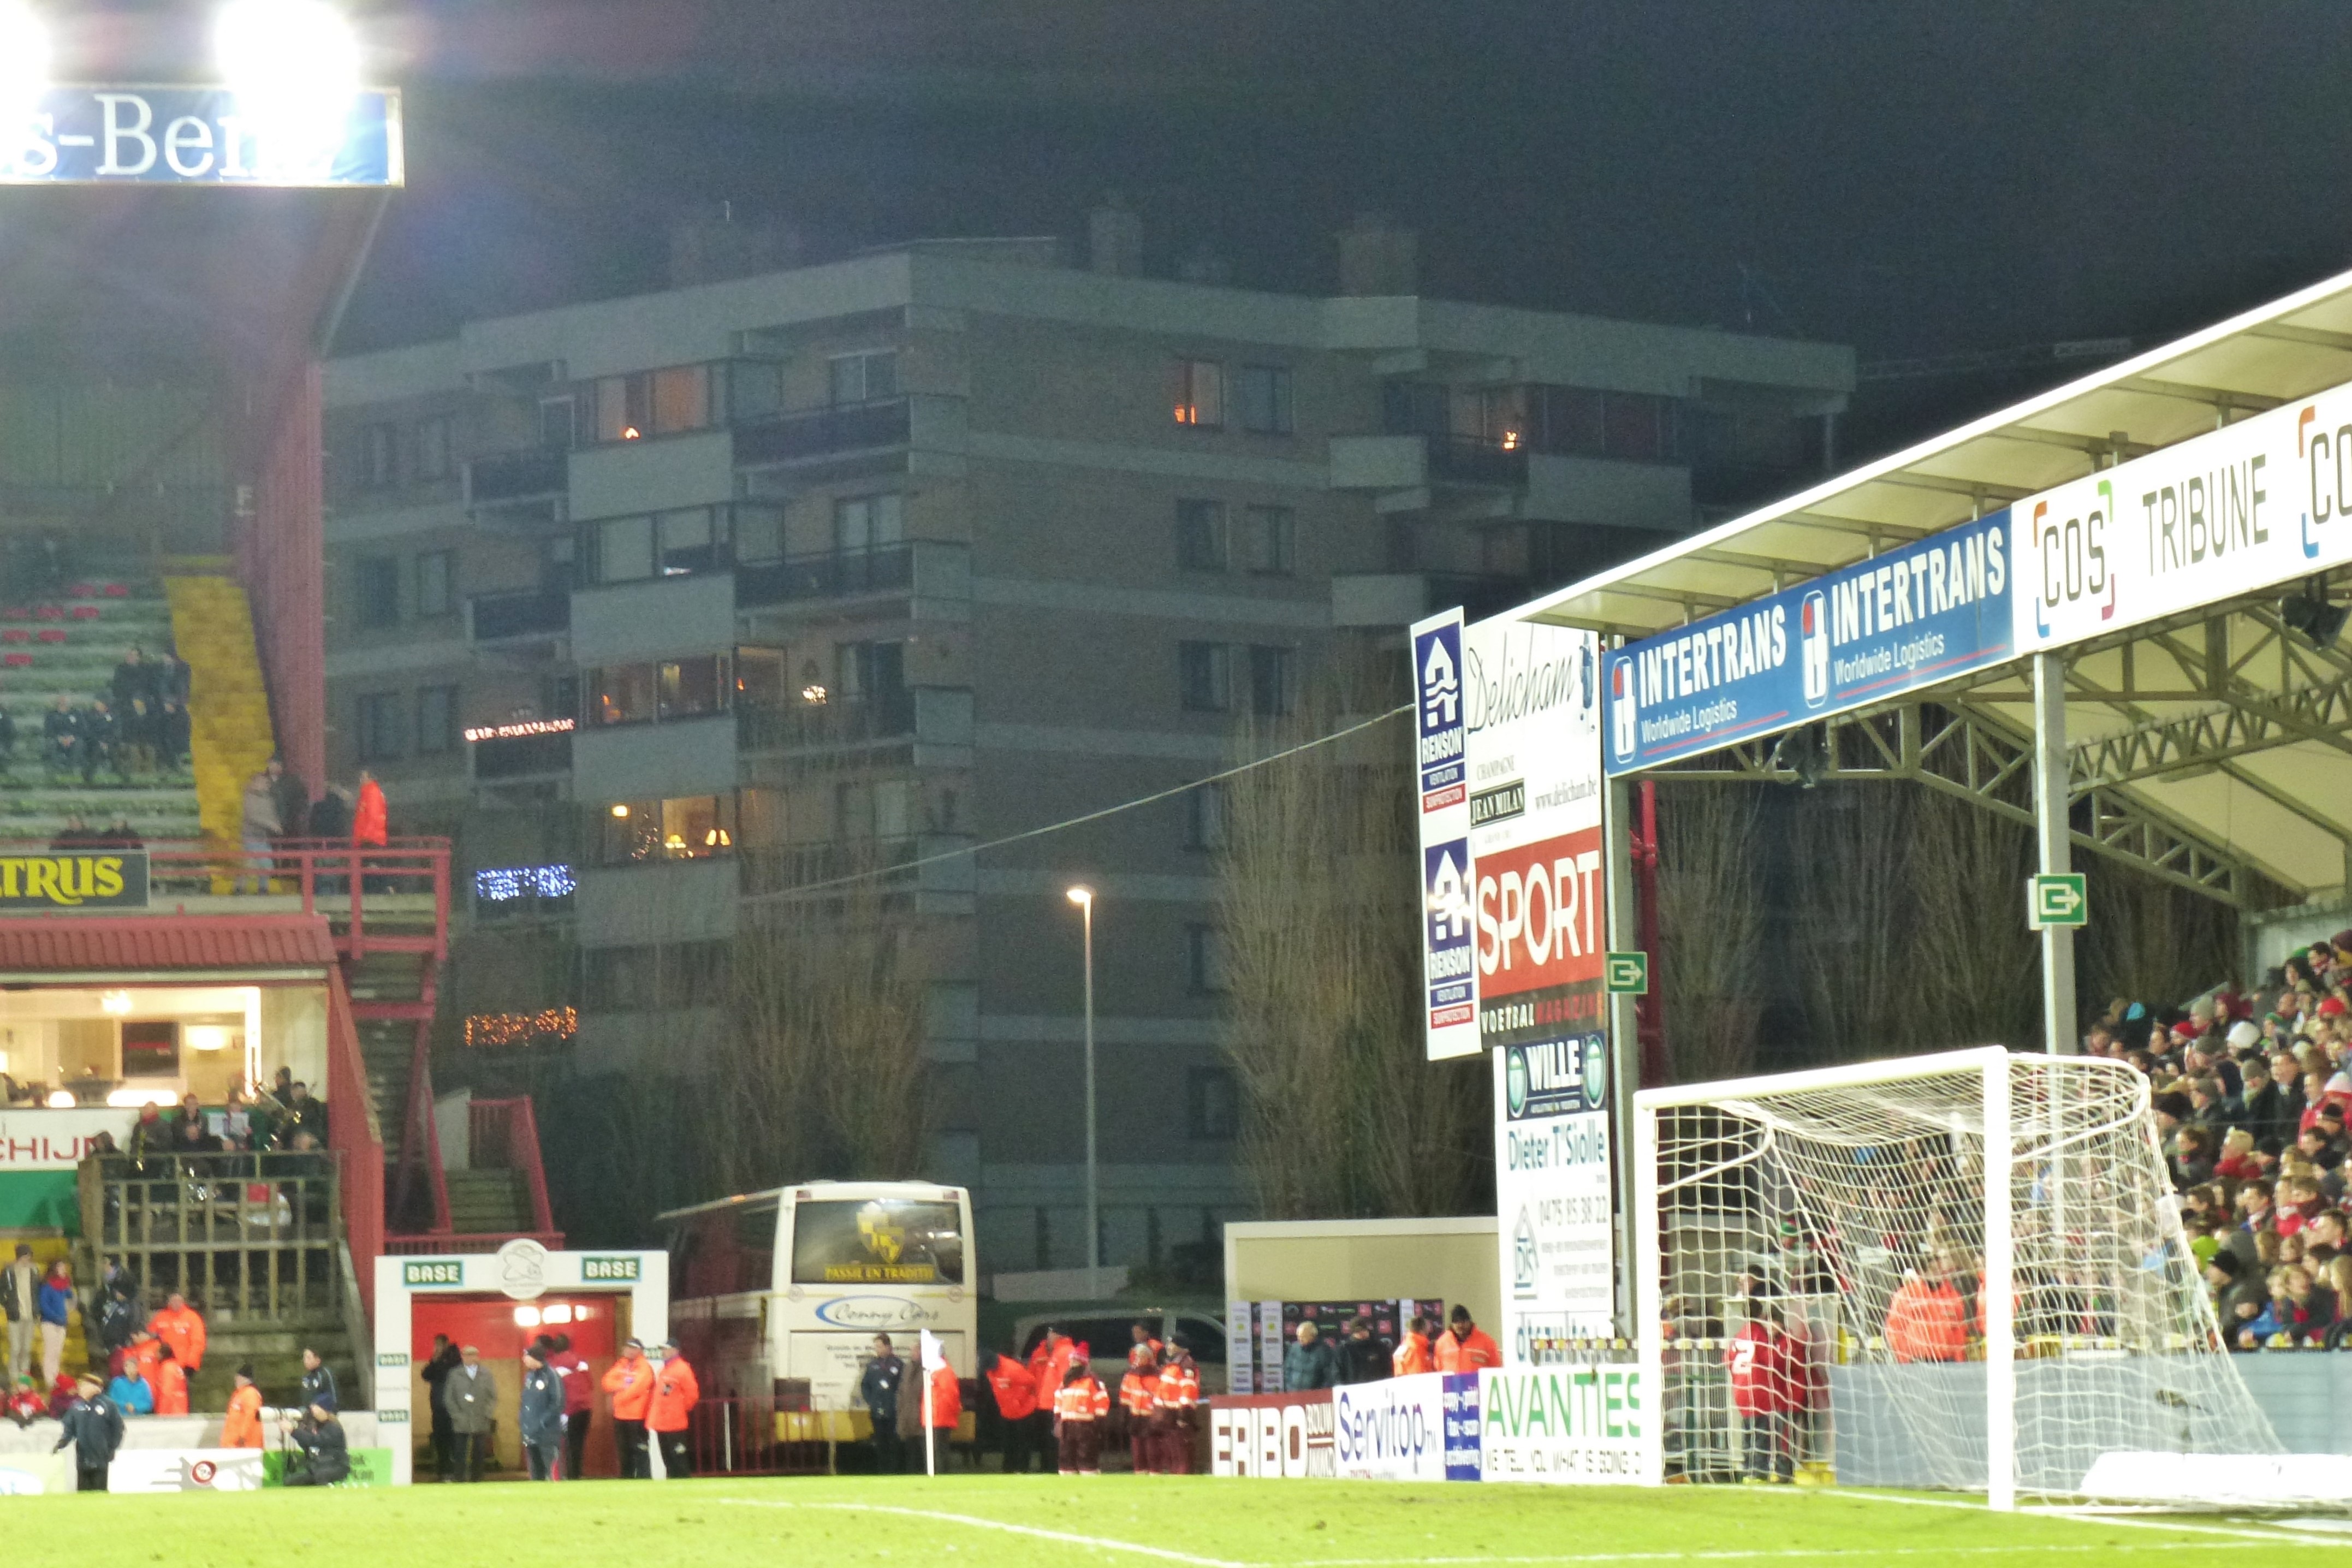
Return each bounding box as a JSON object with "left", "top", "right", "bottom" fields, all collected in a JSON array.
[
  {"left": 1426, "top": 433, "right": 1529, "bottom": 486},
  {"left": 469, "top": 587, "right": 570, "bottom": 641},
  {"left": 732, "top": 396, "right": 910, "bottom": 467},
  {"left": 735, "top": 543, "right": 913, "bottom": 608},
  {"left": 91, "top": 1151, "right": 344, "bottom": 1320},
  {"left": 686, "top": 1396, "right": 833, "bottom": 1477},
  {"left": 736, "top": 689, "right": 915, "bottom": 753},
  {"left": 469, "top": 1097, "right": 561, "bottom": 1240}
]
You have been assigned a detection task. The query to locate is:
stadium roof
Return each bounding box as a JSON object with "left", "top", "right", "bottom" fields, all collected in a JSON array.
[
  {"left": 0, "top": 915, "right": 337, "bottom": 982},
  {"left": 1515, "top": 268, "right": 2352, "bottom": 907}
]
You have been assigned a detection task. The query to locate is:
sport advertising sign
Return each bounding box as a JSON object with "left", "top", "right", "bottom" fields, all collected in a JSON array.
[
  {"left": 3, "top": 86, "right": 404, "bottom": 187},
  {"left": 1464, "top": 616, "right": 1605, "bottom": 1049},
  {"left": 1412, "top": 609, "right": 1478, "bottom": 1059},
  {"left": 1603, "top": 510, "right": 2014, "bottom": 775},
  {"left": 2014, "top": 377, "right": 2352, "bottom": 652},
  {"left": 1494, "top": 1037, "right": 1615, "bottom": 1357},
  {"left": 1478, "top": 1365, "right": 1656, "bottom": 1484}
]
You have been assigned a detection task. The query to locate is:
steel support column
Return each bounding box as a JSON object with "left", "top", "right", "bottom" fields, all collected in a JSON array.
[
  {"left": 2033, "top": 652, "right": 2080, "bottom": 1054},
  {"left": 1603, "top": 771, "right": 1641, "bottom": 1338}
]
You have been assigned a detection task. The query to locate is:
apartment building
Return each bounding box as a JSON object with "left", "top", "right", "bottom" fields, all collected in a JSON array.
[{"left": 320, "top": 213, "right": 1854, "bottom": 1276}]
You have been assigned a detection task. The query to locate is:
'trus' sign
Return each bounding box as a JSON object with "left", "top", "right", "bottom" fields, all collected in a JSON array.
[{"left": 0, "top": 852, "right": 150, "bottom": 910}]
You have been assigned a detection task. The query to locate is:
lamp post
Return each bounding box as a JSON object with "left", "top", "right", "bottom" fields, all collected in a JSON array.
[{"left": 1067, "top": 884, "right": 1099, "bottom": 1283}]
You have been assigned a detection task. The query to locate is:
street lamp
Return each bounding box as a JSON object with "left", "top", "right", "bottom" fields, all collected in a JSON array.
[
  {"left": 214, "top": 0, "right": 362, "bottom": 179},
  {"left": 1067, "top": 883, "right": 1099, "bottom": 1283}
]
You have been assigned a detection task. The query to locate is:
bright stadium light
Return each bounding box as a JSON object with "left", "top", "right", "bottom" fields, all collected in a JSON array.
[
  {"left": 213, "top": 0, "right": 361, "bottom": 177},
  {"left": 0, "top": 1, "right": 50, "bottom": 158}
]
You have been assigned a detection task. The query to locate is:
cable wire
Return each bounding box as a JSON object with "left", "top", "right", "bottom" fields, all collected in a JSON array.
[{"left": 740, "top": 701, "right": 1413, "bottom": 904}]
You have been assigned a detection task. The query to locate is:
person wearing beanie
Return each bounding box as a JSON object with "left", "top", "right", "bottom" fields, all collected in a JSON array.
[
  {"left": 2227, "top": 1019, "right": 2262, "bottom": 1052},
  {"left": 223, "top": 1364, "right": 264, "bottom": 1448}
]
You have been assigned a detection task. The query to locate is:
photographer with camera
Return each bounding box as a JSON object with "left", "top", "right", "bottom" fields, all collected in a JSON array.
[{"left": 281, "top": 1402, "right": 348, "bottom": 1487}]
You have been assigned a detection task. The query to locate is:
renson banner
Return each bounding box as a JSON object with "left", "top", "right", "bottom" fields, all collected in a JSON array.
[
  {"left": 2015, "top": 377, "right": 2352, "bottom": 651},
  {"left": 2, "top": 85, "right": 404, "bottom": 187},
  {"left": 1603, "top": 510, "right": 2014, "bottom": 775},
  {"left": 1412, "top": 609, "right": 1478, "bottom": 1060}
]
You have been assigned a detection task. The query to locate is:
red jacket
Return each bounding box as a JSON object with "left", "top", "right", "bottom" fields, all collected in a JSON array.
[
  {"left": 984, "top": 1353, "right": 1038, "bottom": 1421},
  {"left": 1724, "top": 1322, "right": 1803, "bottom": 1416},
  {"left": 555, "top": 1353, "right": 595, "bottom": 1416},
  {"left": 354, "top": 780, "right": 388, "bottom": 847},
  {"left": 926, "top": 1364, "right": 961, "bottom": 1429}
]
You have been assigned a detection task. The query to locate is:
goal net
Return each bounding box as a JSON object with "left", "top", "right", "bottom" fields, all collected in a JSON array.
[{"left": 1635, "top": 1048, "right": 2280, "bottom": 1507}]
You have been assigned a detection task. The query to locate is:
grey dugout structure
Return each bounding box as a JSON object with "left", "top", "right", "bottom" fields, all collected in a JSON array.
[{"left": 1480, "top": 265, "right": 2352, "bottom": 1333}]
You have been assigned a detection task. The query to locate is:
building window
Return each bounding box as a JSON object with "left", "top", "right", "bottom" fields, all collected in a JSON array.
[
  {"left": 415, "top": 685, "right": 459, "bottom": 756},
  {"left": 1184, "top": 782, "right": 1228, "bottom": 851},
  {"left": 833, "top": 492, "right": 905, "bottom": 554},
  {"left": 1242, "top": 504, "right": 1294, "bottom": 575},
  {"left": 414, "top": 416, "right": 453, "bottom": 482},
  {"left": 1187, "top": 924, "right": 1230, "bottom": 994},
  {"left": 583, "top": 945, "right": 658, "bottom": 1011},
  {"left": 354, "top": 556, "right": 400, "bottom": 629},
  {"left": 1248, "top": 645, "right": 1294, "bottom": 717},
  {"left": 649, "top": 365, "right": 711, "bottom": 434},
  {"left": 597, "top": 794, "right": 738, "bottom": 864},
  {"left": 1236, "top": 365, "right": 1293, "bottom": 435},
  {"left": 835, "top": 777, "right": 916, "bottom": 842},
  {"left": 355, "top": 691, "right": 405, "bottom": 761},
  {"left": 1172, "top": 359, "right": 1223, "bottom": 427},
  {"left": 583, "top": 508, "right": 731, "bottom": 584},
  {"left": 586, "top": 655, "right": 731, "bottom": 726},
  {"left": 361, "top": 423, "right": 396, "bottom": 488},
  {"left": 538, "top": 395, "right": 577, "bottom": 450},
  {"left": 1178, "top": 642, "right": 1231, "bottom": 713},
  {"left": 1187, "top": 1066, "right": 1238, "bottom": 1140},
  {"left": 1175, "top": 499, "right": 1228, "bottom": 572},
  {"left": 829, "top": 350, "right": 899, "bottom": 406},
  {"left": 416, "top": 550, "right": 455, "bottom": 617}
]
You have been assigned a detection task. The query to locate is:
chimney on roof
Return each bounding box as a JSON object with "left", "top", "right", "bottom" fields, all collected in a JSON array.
[
  {"left": 670, "top": 204, "right": 801, "bottom": 288},
  {"left": 1088, "top": 193, "right": 1143, "bottom": 277},
  {"left": 1338, "top": 213, "right": 1417, "bottom": 297}
]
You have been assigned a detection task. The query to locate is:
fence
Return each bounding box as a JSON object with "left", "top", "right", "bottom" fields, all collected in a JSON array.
[
  {"left": 89, "top": 1150, "right": 344, "bottom": 1320},
  {"left": 684, "top": 1396, "right": 832, "bottom": 1477}
]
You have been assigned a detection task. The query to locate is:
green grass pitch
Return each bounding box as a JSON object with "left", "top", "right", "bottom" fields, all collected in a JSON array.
[{"left": 0, "top": 1475, "right": 2320, "bottom": 1565}]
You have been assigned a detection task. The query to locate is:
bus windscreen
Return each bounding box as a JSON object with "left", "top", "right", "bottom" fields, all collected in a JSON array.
[{"left": 791, "top": 1198, "right": 965, "bottom": 1286}]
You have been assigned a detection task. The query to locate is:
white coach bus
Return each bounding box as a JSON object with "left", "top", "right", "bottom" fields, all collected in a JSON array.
[{"left": 661, "top": 1180, "right": 976, "bottom": 1410}]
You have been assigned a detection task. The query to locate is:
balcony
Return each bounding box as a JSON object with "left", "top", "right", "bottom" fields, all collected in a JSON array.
[
  {"left": 468, "top": 588, "right": 569, "bottom": 644},
  {"left": 1427, "top": 435, "right": 1529, "bottom": 488},
  {"left": 465, "top": 447, "right": 568, "bottom": 507},
  {"left": 733, "top": 397, "right": 910, "bottom": 468},
  {"left": 1328, "top": 433, "right": 1526, "bottom": 508},
  {"left": 472, "top": 730, "right": 573, "bottom": 781},
  {"left": 737, "top": 687, "right": 917, "bottom": 755},
  {"left": 736, "top": 543, "right": 913, "bottom": 610}
]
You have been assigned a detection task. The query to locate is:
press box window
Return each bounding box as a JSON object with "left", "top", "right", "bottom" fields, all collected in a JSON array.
[
  {"left": 1175, "top": 500, "right": 1228, "bottom": 572},
  {"left": 1178, "top": 642, "right": 1231, "bottom": 712},
  {"left": 1173, "top": 359, "right": 1223, "bottom": 427},
  {"left": 354, "top": 556, "right": 400, "bottom": 629},
  {"left": 1236, "top": 365, "right": 1293, "bottom": 435}
]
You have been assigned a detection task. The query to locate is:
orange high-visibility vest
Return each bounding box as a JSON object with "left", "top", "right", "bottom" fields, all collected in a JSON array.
[
  {"left": 1119, "top": 1369, "right": 1159, "bottom": 1417},
  {"left": 1054, "top": 1379, "right": 1109, "bottom": 1422},
  {"left": 985, "top": 1354, "right": 1038, "bottom": 1421},
  {"left": 1393, "top": 1332, "right": 1434, "bottom": 1377},
  {"left": 1153, "top": 1361, "right": 1200, "bottom": 1410}
]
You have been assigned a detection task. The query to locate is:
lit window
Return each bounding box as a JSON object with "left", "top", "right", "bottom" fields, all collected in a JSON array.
[{"left": 1173, "top": 359, "right": 1223, "bottom": 427}]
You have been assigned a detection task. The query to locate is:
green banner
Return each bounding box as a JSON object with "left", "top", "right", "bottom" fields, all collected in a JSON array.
[{"left": 260, "top": 1446, "right": 391, "bottom": 1488}]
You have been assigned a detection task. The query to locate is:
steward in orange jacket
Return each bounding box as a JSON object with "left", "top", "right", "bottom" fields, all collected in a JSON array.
[
  {"left": 151, "top": 1294, "right": 206, "bottom": 1371},
  {"left": 648, "top": 1341, "right": 699, "bottom": 1480},
  {"left": 602, "top": 1338, "right": 657, "bottom": 1477},
  {"left": 1393, "top": 1317, "right": 1435, "bottom": 1377},
  {"left": 1151, "top": 1342, "right": 1202, "bottom": 1475},
  {"left": 986, "top": 1351, "right": 1044, "bottom": 1474},
  {"left": 152, "top": 1347, "right": 188, "bottom": 1416},
  {"left": 221, "top": 1367, "right": 264, "bottom": 1447},
  {"left": 1433, "top": 1309, "right": 1501, "bottom": 1373},
  {"left": 1885, "top": 1269, "right": 1973, "bottom": 1363},
  {"left": 1119, "top": 1364, "right": 1160, "bottom": 1472},
  {"left": 1052, "top": 1365, "right": 1110, "bottom": 1476}
]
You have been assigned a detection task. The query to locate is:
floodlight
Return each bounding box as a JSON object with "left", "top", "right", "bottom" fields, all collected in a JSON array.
[
  {"left": 2280, "top": 589, "right": 2349, "bottom": 651},
  {"left": 213, "top": 0, "right": 361, "bottom": 177},
  {"left": 0, "top": 2, "right": 49, "bottom": 153}
]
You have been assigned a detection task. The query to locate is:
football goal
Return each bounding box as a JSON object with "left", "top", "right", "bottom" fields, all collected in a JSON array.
[{"left": 1633, "top": 1047, "right": 2280, "bottom": 1508}]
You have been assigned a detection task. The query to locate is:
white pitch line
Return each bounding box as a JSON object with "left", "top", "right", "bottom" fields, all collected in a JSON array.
[
  {"left": 1825, "top": 1489, "right": 2314, "bottom": 1545},
  {"left": 717, "top": 1497, "right": 1249, "bottom": 1567}
]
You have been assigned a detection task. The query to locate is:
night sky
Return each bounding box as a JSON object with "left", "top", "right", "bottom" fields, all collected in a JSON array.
[{"left": 70, "top": 1, "right": 2352, "bottom": 456}]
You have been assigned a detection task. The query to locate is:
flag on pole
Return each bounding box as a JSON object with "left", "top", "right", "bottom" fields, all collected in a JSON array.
[
  {"left": 920, "top": 1329, "right": 947, "bottom": 1370},
  {"left": 920, "top": 1329, "right": 942, "bottom": 1476}
]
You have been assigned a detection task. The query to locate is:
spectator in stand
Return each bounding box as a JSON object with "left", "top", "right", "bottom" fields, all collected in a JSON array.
[
  {"left": 5, "top": 1373, "right": 46, "bottom": 1428},
  {"left": 299, "top": 1345, "right": 338, "bottom": 1412},
  {"left": 2240, "top": 1058, "right": 2290, "bottom": 1145},
  {"left": 603, "top": 1337, "right": 656, "bottom": 1478},
  {"left": 519, "top": 1344, "right": 567, "bottom": 1481},
  {"left": 1433, "top": 1305, "right": 1501, "bottom": 1373},
  {"left": 443, "top": 1343, "right": 496, "bottom": 1481},
  {"left": 2243, "top": 1265, "right": 2338, "bottom": 1347},
  {"left": 270, "top": 757, "right": 310, "bottom": 866},
  {"left": 99, "top": 816, "right": 141, "bottom": 848},
  {"left": 308, "top": 784, "right": 352, "bottom": 893},
  {"left": 0, "top": 696, "right": 14, "bottom": 764},
  {"left": 1052, "top": 1362, "right": 1109, "bottom": 1477},
  {"left": 78, "top": 698, "right": 115, "bottom": 782},
  {"left": 212, "top": 1089, "right": 253, "bottom": 1151},
  {"left": 35, "top": 1260, "right": 72, "bottom": 1385},
  {"left": 548, "top": 1332, "right": 593, "bottom": 1480},
  {"left": 1338, "top": 1316, "right": 1389, "bottom": 1385},
  {"left": 648, "top": 1339, "right": 699, "bottom": 1480},
  {"left": 105, "top": 1362, "right": 153, "bottom": 1415},
  {"left": 54, "top": 1374, "right": 121, "bottom": 1491},
  {"left": 111, "top": 645, "right": 156, "bottom": 713},
  {"left": 282, "top": 1081, "right": 326, "bottom": 1143},
  {"left": 2, "top": 1243, "right": 37, "bottom": 1385},
  {"left": 1282, "top": 1320, "right": 1337, "bottom": 1391},
  {"left": 222, "top": 1365, "right": 264, "bottom": 1448},
  {"left": 41, "top": 694, "right": 78, "bottom": 775},
  {"left": 118, "top": 698, "right": 156, "bottom": 776},
  {"left": 282, "top": 1404, "right": 349, "bottom": 1486},
  {"left": 858, "top": 1333, "right": 904, "bottom": 1474},
  {"left": 173, "top": 1112, "right": 221, "bottom": 1156},
  {"left": 45, "top": 1371, "right": 74, "bottom": 1419},
  {"left": 2172, "top": 1125, "right": 2217, "bottom": 1189},
  {"left": 150, "top": 1291, "right": 205, "bottom": 1375},
  {"left": 151, "top": 1343, "right": 187, "bottom": 1416},
  {"left": 239, "top": 763, "right": 280, "bottom": 893},
  {"left": 156, "top": 696, "right": 189, "bottom": 771},
  {"left": 1393, "top": 1314, "right": 1435, "bottom": 1377}
]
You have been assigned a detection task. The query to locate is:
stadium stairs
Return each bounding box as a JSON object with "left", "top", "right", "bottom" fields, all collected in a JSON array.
[
  {"left": 161, "top": 568, "right": 278, "bottom": 842},
  {"left": 0, "top": 567, "right": 200, "bottom": 844}
]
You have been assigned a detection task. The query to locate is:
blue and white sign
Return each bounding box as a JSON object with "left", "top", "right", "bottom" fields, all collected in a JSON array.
[
  {"left": 1413, "top": 608, "right": 1480, "bottom": 1059},
  {"left": 1603, "top": 510, "right": 2014, "bottom": 774},
  {"left": 1333, "top": 1374, "right": 1452, "bottom": 1482},
  {"left": 3, "top": 85, "right": 403, "bottom": 187}
]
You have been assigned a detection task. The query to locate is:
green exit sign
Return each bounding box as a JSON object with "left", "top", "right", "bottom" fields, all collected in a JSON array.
[
  {"left": 1604, "top": 952, "right": 1649, "bottom": 995},
  {"left": 402, "top": 1260, "right": 463, "bottom": 1288},
  {"left": 2028, "top": 873, "right": 2088, "bottom": 930},
  {"left": 583, "top": 1256, "right": 641, "bottom": 1282}
]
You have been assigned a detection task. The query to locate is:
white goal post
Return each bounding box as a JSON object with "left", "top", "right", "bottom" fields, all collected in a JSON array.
[{"left": 1632, "top": 1047, "right": 2280, "bottom": 1508}]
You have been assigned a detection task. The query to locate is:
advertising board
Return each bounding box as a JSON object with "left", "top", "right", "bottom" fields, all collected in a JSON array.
[
  {"left": 109, "top": 1449, "right": 269, "bottom": 1492},
  {"left": 2014, "top": 377, "right": 2352, "bottom": 652},
  {"left": 1603, "top": 510, "right": 2015, "bottom": 775},
  {"left": 3, "top": 87, "right": 403, "bottom": 187},
  {"left": 1331, "top": 1373, "right": 1453, "bottom": 1481},
  {"left": 1494, "top": 1038, "right": 1614, "bottom": 1356},
  {"left": 1209, "top": 1390, "right": 1335, "bottom": 1478},
  {"left": 1477, "top": 1364, "right": 1656, "bottom": 1484},
  {"left": 1412, "top": 609, "right": 1478, "bottom": 1059}
]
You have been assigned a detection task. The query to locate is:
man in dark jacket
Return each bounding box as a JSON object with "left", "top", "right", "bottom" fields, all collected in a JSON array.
[
  {"left": 298, "top": 1346, "right": 338, "bottom": 1413},
  {"left": 444, "top": 1344, "right": 497, "bottom": 1481},
  {"left": 283, "top": 1403, "right": 349, "bottom": 1486},
  {"left": 1337, "top": 1316, "right": 1391, "bottom": 1385},
  {"left": 53, "top": 1374, "right": 122, "bottom": 1490},
  {"left": 519, "top": 1345, "right": 567, "bottom": 1480},
  {"left": 1282, "top": 1321, "right": 1338, "bottom": 1391},
  {"left": 421, "top": 1333, "right": 461, "bottom": 1480},
  {"left": 859, "top": 1334, "right": 905, "bottom": 1473}
]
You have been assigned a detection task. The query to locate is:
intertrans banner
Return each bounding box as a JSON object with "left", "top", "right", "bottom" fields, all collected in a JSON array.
[
  {"left": 4, "top": 86, "right": 403, "bottom": 187},
  {"left": 1603, "top": 510, "right": 2014, "bottom": 775}
]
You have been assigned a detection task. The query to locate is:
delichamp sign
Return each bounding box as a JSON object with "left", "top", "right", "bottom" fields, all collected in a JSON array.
[{"left": 1603, "top": 510, "right": 2014, "bottom": 775}]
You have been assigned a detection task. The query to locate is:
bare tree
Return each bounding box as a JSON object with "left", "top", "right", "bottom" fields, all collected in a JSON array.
[
  {"left": 1653, "top": 780, "right": 1768, "bottom": 1083},
  {"left": 2082, "top": 859, "right": 2242, "bottom": 1014},
  {"left": 1790, "top": 783, "right": 1921, "bottom": 1062},
  {"left": 1217, "top": 669, "right": 1486, "bottom": 1220},
  {"left": 1905, "top": 788, "right": 2041, "bottom": 1050}
]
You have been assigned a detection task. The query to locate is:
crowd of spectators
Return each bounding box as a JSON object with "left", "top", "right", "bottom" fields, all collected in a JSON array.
[
  {"left": 2099, "top": 929, "right": 2352, "bottom": 1350},
  {"left": 9, "top": 646, "right": 193, "bottom": 784}
]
